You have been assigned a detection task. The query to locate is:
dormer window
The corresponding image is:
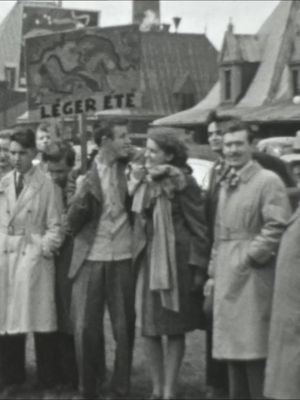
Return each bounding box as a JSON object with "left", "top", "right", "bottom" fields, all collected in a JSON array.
[
  {"left": 4, "top": 66, "right": 16, "bottom": 90},
  {"left": 173, "top": 73, "right": 196, "bottom": 111},
  {"left": 224, "top": 69, "right": 232, "bottom": 100},
  {"left": 292, "top": 68, "right": 300, "bottom": 96}
]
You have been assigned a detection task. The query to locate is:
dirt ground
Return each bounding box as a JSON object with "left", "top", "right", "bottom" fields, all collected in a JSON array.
[{"left": 2, "top": 312, "right": 207, "bottom": 400}]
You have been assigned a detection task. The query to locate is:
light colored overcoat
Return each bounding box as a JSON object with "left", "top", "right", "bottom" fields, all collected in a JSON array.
[
  {"left": 264, "top": 209, "right": 300, "bottom": 399},
  {"left": 211, "top": 161, "right": 291, "bottom": 360},
  {"left": 0, "top": 166, "right": 62, "bottom": 333}
]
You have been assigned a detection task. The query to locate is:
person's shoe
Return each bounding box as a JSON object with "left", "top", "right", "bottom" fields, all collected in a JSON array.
[
  {"left": 72, "top": 393, "right": 98, "bottom": 400},
  {"left": 104, "top": 391, "right": 129, "bottom": 400},
  {"left": 205, "top": 386, "right": 228, "bottom": 399},
  {"left": 148, "top": 394, "right": 162, "bottom": 400}
]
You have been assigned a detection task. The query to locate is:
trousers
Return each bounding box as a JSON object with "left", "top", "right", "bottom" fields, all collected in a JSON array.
[
  {"left": 71, "top": 259, "right": 136, "bottom": 397},
  {"left": 0, "top": 332, "right": 58, "bottom": 387},
  {"left": 227, "top": 359, "right": 266, "bottom": 399}
]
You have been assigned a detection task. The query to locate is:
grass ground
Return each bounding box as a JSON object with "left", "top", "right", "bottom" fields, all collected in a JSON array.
[{"left": 2, "top": 312, "right": 207, "bottom": 400}]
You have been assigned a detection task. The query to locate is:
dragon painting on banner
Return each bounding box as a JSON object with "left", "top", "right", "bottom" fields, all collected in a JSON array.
[
  {"left": 25, "top": 26, "right": 141, "bottom": 118},
  {"left": 19, "top": 5, "right": 100, "bottom": 86}
]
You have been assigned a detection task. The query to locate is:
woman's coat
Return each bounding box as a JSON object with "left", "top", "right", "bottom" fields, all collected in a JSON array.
[
  {"left": 0, "top": 167, "right": 62, "bottom": 333},
  {"left": 211, "top": 161, "right": 290, "bottom": 360}
]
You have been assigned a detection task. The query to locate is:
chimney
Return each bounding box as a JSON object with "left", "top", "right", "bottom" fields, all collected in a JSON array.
[
  {"left": 227, "top": 17, "right": 234, "bottom": 34},
  {"left": 173, "top": 17, "right": 181, "bottom": 33},
  {"left": 132, "top": 0, "right": 160, "bottom": 25}
]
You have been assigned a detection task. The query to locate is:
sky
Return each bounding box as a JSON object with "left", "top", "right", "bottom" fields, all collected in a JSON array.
[{"left": 0, "top": 0, "right": 280, "bottom": 49}]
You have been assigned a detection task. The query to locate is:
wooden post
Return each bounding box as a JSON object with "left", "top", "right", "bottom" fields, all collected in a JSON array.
[{"left": 78, "top": 113, "right": 88, "bottom": 174}]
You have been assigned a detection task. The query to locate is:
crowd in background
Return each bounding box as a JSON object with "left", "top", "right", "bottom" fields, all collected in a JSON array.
[{"left": 0, "top": 115, "right": 298, "bottom": 400}]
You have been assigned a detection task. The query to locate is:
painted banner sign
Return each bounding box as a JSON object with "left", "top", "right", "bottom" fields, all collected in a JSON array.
[
  {"left": 25, "top": 25, "right": 141, "bottom": 119},
  {"left": 20, "top": 5, "right": 99, "bottom": 87}
]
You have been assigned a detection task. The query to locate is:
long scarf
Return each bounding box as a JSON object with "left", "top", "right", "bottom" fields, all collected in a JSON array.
[{"left": 131, "top": 164, "right": 187, "bottom": 312}]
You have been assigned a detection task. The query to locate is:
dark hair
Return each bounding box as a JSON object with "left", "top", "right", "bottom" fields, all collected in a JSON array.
[
  {"left": 93, "top": 119, "right": 128, "bottom": 147},
  {"left": 43, "top": 140, "right": 75, "bottom": 168},
  {"left": 207, "top": 110, "right": 236, "bottom": 125},
  {"left": 224, "top": 118, "right": 254, "bottom": 144},
  {"left": 148, "top": 130, "right": 188, "bottom": 168},
  {"left": 11, "top": 128, "right": 36, "bottom": 149},
  {"left": 36, "top": 122, "right": 51, "bottom": 133}
]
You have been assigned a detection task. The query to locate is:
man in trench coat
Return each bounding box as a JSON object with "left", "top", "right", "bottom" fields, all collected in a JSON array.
[
  {"left": 208, "top": 120, "right": 291, "bottom": 399},
  {"left": 0, "top": 128, "right": 62, "bottom": 391}
]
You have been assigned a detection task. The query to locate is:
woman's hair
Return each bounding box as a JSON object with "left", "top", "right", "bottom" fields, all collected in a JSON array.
[
  {"left": 148, "top": 130, "right": 188, "bottom": 168},
  {"left": 42, "top": 140, "right": 76, "bottom": 168}
]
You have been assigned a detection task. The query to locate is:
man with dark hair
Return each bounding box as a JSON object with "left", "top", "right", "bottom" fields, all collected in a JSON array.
[
  {"left": 207, "top": 122, "right": 291, "bottom": 399},
  {"left": 0, "top": 128, "right": 61, "bottom": 393},
  {"left": 67, "top": 120, "right": 135, "bottom": 399},
  {"left": 43, "top": 140, "right": 78, "bottom": 390},
  {"left": 204, "top": 112, "right": 230, "bottom": 399}
]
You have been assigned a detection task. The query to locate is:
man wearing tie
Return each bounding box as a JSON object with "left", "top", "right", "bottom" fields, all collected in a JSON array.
[
  {"left": 67, "top": 120, "right": 135, "bottom": 399},
  {"left": 0, "top": 128, "right": 62, "bottom": 394}
]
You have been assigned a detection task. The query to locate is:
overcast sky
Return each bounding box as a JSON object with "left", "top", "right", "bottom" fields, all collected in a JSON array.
[{"left": 0, "top": 0, "right": 280, "bottom": 49}]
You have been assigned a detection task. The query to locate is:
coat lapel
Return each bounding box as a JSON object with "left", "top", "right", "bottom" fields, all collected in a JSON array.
[
  {"left": 1, "top": 172, "right": 16, "bottom": 216},
  {"left": 8, "top": 167, "right": 44, "bottom": 223},
  {"left": 86, "top": 163, "right": 102, "bottom": 202}
]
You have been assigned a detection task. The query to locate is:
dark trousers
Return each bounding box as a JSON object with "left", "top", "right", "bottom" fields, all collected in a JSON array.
[
  {"left": 71, "top": 260, "right": 136, "bottom": 397},
  {"left": 54, "top": 332, "right": 78, "bottom": 388},
  {"left": 206, "top": 321, "right": 228, "bottom": 392},
  {"left": 227, "top": 359, "right": 266, "bottom": 399},
  {"left": 0, "top": 332, "right": 57, "bottom": 387}
]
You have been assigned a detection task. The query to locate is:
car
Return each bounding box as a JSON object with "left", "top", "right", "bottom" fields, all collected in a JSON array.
[
  {"left": 256, "top": 137, "right": 295, "bottom": 157},
  {"left": 281, "top": 153, "right": 300, "bottom": 186},
  {"left": 187, "top": 157, "right": 213, "bottom": 190}
]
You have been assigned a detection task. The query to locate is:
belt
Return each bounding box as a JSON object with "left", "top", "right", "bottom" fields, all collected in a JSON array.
[
  {"left": 219, "top": 230, "right": 256, "bottom": 241},
  {"left": 2, "top": 227, "right": 44, "bottom": 236}
]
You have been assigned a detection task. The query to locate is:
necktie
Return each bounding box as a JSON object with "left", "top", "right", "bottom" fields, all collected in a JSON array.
[{"left": 15, "top": 173, "right": 24, "bottom": 198}]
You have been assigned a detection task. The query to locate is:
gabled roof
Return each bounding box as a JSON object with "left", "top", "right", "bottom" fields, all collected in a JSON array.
[
  {"left": 140, "top": 31, "right": 218, "bottom": 115},
  {"left": 154, "top": 0, "right": 300, "bottom": 127},
  {"left": 221, "top": 32, "right": 261, "bottom": 64}
]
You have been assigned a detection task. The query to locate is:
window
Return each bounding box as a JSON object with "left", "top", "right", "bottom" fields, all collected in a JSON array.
[
  {"left": 181, "top": 93, "right": 195, "bottom": 110},
  {"left": 292, "top": 68, "right": 300, "bottom": 96},
  {"left": 224, "top": 69, "right": 232, "bottom": 100},
  {"left": 4, "top": 67, "right": 16, "bottom": 90}
]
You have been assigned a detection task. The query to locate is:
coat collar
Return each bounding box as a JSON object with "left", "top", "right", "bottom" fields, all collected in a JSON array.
[
  {"left": 237, "top": 160, "right": 261, "bottom": 183},
  {"left": 3, "top": 167, "right": 45, "bottom": 222}
]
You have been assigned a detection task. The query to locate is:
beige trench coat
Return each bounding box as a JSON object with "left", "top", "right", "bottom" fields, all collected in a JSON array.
[
  {"left": 264, "top": 209, "right": 300, "bottom": 399},
  {"left": 0, "top": 167, "right": 62, "bottom": 333},
  {"left": 211, "top": 161, "right": 290, "bottom": 360}
]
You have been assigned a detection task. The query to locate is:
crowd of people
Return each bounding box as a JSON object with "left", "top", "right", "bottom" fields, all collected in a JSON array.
[{"left": 0, "top": 114, "right": 298, "bottom": 400}]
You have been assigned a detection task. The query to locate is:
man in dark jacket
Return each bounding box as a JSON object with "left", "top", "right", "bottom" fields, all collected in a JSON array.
[
  {"left": 43, "top": 140, "right": 78, "bottom": 390},
  {"left": 67, "top": 120, "right": 135, "bottom": 399}
]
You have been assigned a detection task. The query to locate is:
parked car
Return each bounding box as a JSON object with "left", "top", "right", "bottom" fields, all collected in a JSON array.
[
  {"left": 187, "top": 158, "right": 213, "bottom": 190},
  {"left": 257, "top": 137, "right": 295, "bottom": 157},
  {"left": 281, "top": 153, "right": 300, "bottom": 187}
]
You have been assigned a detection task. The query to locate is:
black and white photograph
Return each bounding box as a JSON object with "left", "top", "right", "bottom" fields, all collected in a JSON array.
[{"left": 0, "top": 0, "right": 297, "bottom": 399}]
